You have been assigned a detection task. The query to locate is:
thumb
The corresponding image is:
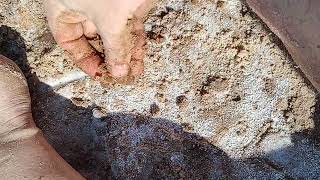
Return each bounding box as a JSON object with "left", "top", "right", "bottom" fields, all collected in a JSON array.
[
  {"left": 94, "top": 0, "right": 155, "bottom": 79},
  {"left": 97, "top": 17, "right": 133, "bottom": 79}
]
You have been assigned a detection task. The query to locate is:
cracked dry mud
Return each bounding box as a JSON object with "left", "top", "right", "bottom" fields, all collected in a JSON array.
[{"left": 1, "top": 0, "right": 320, "bottom": 179}]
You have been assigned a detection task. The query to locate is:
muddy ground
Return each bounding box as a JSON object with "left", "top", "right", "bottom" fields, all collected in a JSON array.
[{"left": 1, "top": 0, "right": 320, "bottom": 179}]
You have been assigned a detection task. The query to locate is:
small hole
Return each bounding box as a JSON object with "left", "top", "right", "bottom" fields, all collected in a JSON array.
[
  {"left": 217, "top": 1, "right": 225, "bottom": 8},
  {"left": 176, "top": 95, "right": 188, "bottom": 108},
  {"left": 232, "top": 95, "right": 241, "bottom": 102},
  {"left": 150, "top": 103, "right": 160, "bottom": 115}
]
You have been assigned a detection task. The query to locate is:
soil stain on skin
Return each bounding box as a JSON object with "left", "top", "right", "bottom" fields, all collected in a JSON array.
[
  {"left": 88, "top": 18, "right": 147, "bottom": 87},
  {"left": 2, "top": 24, "right": 320, "bottom": 179},
  {"left": 0, "top": 25, "right": 233, "bottom": 179},
  {"left": 2, "top": 0, "right": 320, "bottom": 179}
]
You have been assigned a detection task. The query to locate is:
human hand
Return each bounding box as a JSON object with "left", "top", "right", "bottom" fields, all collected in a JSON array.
[
  {"left": 45, "top": 0, "right": 154, "bottom": 83},
  {"left": 0, "top": 55, "right": 85, "bottom": 179}
]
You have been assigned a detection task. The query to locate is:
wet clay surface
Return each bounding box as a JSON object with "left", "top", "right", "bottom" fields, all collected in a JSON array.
[{"left": 1, "top": 0, "right": 320, "bottom": 179}]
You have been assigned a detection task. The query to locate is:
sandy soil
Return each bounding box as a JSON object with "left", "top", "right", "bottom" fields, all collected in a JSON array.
[{"left": 1, "top": 0, "right": 320, "bottom": 179}]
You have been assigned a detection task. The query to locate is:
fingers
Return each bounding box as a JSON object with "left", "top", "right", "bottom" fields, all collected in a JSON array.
[
  {"left": 124, "top": 17, "right": 146, "bottom": 77},
  {"left": 129, "top": 0, "right": 156, "bottom": 76},
  {"left": 82, "top": 20, "right": 98, "bottom": 38},
  {"left": 45, "top": 0, "right": 154, "bottom": 81},
  {"left": 45, "top": 0, "right": 102, "bottom": 78},
  {"left": 134, "top": 0, "right": 156, "bottom": 19},
  {"left": 98, "top": 23, "right": 132, "bottom": 78},
  {"left": 96, "top": 0, "right": 154, "bottom": 78}
]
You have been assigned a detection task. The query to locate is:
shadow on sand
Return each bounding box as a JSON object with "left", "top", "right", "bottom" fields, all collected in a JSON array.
[{"left": 1, "top": 22, "right": 320, "bottom": 179}]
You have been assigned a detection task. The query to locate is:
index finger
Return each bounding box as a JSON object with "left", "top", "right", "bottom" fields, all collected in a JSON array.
[{"left": 45, "top": 0, "right": 103, "bottom": 78}]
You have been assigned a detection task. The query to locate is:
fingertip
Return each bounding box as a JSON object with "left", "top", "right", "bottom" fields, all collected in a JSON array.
[
  {"left": 83, "top": 20, "right": 98, "bottom": 38},
  {"left": 75, "top": 55, "right": 103, "bottom": 78},
  {"left": 109, "top": 62, "right": 130, "bottom": 78}
]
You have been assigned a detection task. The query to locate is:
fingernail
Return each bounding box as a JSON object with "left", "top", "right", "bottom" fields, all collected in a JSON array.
[{"left": 110, "top": 62, "right": 130, "bottom": 78}]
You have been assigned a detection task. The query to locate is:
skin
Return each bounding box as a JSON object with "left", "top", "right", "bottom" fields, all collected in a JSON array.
[
  {"left": 1, "top": 0, "right": 320, "bottom": 179},
  {"left": 0, "top": 1, "right": 155, "bottom": 179},
  {"left": 0, "top": 55, "right": 84, "bottom": 179},
  {"left": 45, "top": 0, "right": 154, "bottom": 80}
]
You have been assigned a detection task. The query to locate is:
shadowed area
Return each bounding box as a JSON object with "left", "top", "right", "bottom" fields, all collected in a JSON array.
[
  {"left": 1, "top": 11, "right": 320, "bottom": 179},
  {"left": 0, "top": 25, "right": 232, "bottom": 179}
]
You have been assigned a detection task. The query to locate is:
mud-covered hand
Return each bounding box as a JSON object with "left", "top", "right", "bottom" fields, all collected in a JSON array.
[{"left": 45, "top": 0, "right": 154, "bottom": 80}]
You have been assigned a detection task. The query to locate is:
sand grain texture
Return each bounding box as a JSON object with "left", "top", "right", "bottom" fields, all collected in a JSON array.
[{"left": 1, "top": 0, "right": 320, "bottom": 179}]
